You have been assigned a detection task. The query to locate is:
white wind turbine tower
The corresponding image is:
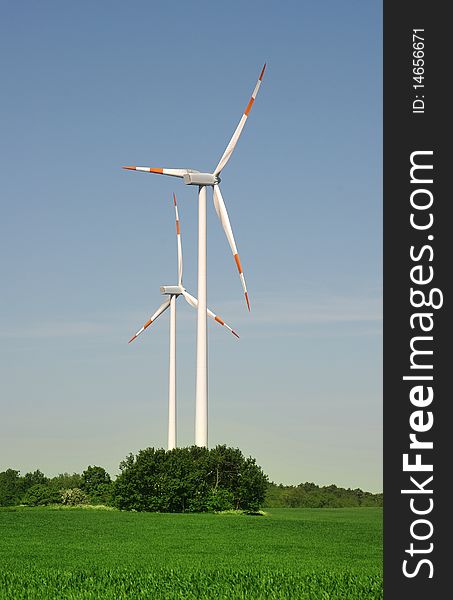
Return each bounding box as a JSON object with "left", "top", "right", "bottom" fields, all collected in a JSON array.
[
  {"left": 123, "top": 64, "right": 266, "bottom": 447},
  {"left": 128, "top": 194, "right": 239, "bottom": 450}
]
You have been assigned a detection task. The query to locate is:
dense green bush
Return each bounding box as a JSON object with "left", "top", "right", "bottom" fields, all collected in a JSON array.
[
  {"left": 0, "top": 470, "right": 23, "bottom": 506},
  {"left": 112, "top": 445, "right": 268, "bottom": 513},
  {"left": 206, "top": 489, "right": 235, "bottom": 512},
  {"left": 49, "top": 472, "right": 83, "bottom": 491},
  {"left": 22, "top": 484, "right": 61, "bottom": 506},
  {"left": 81, "top": 466, "right": 112, "bottom": 505}
]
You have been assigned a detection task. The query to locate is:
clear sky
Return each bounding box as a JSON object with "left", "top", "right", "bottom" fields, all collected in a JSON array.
[{"left": 0, "top": 1, "right": 382, "bottom": 492}]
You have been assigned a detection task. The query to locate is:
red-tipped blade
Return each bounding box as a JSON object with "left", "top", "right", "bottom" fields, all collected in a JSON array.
[
  {"left": 213, "top": 185, "right": 250, "bottom": 311},
  {"left": 182, "top": 290, "right": 240, "bottom": 338},
  {"left": 122, "top": 166, "right": 189, "bottom": 178},
  {"left": 213, "top": 63, "right": 266, "bottom": 176},
  {"left": 127, "top": 299, "right": 171, "bottom": 344}
]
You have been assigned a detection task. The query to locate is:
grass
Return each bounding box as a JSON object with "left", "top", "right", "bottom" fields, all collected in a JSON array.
[{"left": 0, "top": 507, "right": 382, "bottom": 599}]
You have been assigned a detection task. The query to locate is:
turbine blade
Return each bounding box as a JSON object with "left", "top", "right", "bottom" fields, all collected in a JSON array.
[
  {"left": 181, "top": 289, "right": 197, "bottom": 309},
  {"left": 173, "top": 193, "right": 183, "bottom": 286},
  {"left": 182, "top": 290, "right": 239, "bottom": 338},
  {"left": 122, "top": 167, "right": 191, "bottom": 178},
  {"left": 212, "top": 185, "right": 250, "bottom": 311},
  {"left": 213, "top": 63, "right": 266, "bottom": 176},
  {"left": 128, "top": 298, "right": 171, "bottom": 343}
]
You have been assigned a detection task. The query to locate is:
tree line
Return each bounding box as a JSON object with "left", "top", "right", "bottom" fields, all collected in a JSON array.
[
  {"left": 0, "top": 446, "right": 382, "bottom": 511},
  {"left": 263, "top": 482, "right": 382, "bottom": 508},
  {"left": 0, "top": 465, "right": 112, "bottom": 508}
]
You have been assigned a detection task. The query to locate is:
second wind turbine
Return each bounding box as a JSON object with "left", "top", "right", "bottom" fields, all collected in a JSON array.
[
  {"left": 128, "top": 194, "right": 238, "bottom": 450},
  {"left": 123, "top": 64, "right": 266, "bottom": 446}
]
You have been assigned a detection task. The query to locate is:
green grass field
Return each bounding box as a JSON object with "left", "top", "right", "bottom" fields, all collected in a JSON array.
[{"left": 0, "top": 507, "right": 382, "bottom": 599}]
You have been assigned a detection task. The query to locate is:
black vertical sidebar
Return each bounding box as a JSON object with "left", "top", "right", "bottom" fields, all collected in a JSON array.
[{"left": 384, "top": 1, "right": 448, "bottom": 598}]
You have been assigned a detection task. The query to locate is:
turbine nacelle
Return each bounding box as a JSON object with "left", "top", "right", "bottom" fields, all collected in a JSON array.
[
  {"left": 160, "top": 285, "right": 184, "bottom": 296},
  {"left": 183, "top": 172, "right": 219, "bottom": 186}
]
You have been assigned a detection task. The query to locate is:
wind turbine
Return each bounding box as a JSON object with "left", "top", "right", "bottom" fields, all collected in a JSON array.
[
  {"left": 128, "top": 194, "right": 239, "bottom": 450},
  {"left": 123, "top": 64, "right": 266, "bottom": 447}
]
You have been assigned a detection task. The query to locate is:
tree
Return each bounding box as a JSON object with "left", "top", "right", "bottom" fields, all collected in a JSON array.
[
  {"left": 112, "top": 445, "right": 268, "bottom": 513},
  {"left": 234, "top": 456, "right": 268, "bottom": 511},
  {"left": 0, "top": 469, "right": 23, "bottom": 506},
  {"left": 207, "top": 445, "right": 268, "bottom": 511},
  {"left": 81, "top": 466, "right": 112, "bottom": 505},
  {"left": 49, "top": 472, "right": 83, "bottom": 491},
  {"left": 81, "top": 466, "right": 111, "bottom": 492},
  {"left": 113, "top": 448, "right": 188, "bottom": 512},
  {"left": 22, "top": 484, "right": 60, "bottom": 506},
  {"left": 23, "top": 470, "right": 48, "bottom": 491}
]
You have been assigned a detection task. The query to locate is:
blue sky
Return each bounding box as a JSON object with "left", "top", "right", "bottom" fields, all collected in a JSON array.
[{"left": 0, "top": 1, "right": 382, "bottom": 491}]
